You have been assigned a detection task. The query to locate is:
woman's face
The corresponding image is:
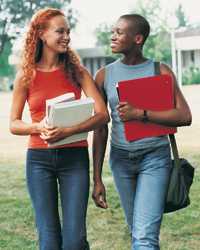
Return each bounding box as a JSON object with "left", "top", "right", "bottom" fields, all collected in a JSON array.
[
  {"left": 110, "top": 18, "right": 138, "bottom": 54},
  {"left": 40, "top": 15, "right": 70, "bottom": 54}
]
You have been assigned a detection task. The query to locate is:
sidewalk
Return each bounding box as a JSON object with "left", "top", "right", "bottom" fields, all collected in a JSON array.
[{"left": 1, "top": 84, "right": 199, "bottom": 161}]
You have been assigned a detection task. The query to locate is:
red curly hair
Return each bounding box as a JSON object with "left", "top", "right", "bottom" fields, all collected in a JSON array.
[{"left": 21, "top": 8, "right": 83, "bottom": 87}]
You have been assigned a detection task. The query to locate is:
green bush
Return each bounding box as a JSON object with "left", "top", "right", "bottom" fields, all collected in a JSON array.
[
  {"left": 182, "top": 66, "right": 200, "bottom": 85},
  {"left": 0, "top": 41, "right": 15, "bottom": 78}
]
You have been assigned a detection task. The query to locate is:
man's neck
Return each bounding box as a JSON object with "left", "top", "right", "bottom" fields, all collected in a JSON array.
[{"left": 121, "top": 50, "right": 147, "bottom": 65}]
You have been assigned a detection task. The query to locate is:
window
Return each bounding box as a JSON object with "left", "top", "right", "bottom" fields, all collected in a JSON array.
[
  {"left": 191, "top": 50, "right": 195, "bottom": 63},
  {"left": 182, "top": 51, "right": 186, "bottom": 67}
]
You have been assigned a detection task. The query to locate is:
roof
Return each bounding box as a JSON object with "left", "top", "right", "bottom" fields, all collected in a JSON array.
[
  {"left": 175, "top": 26, "right": 200, "bottom": 38},
  {"left": 174, "top": 26, "right": 200, "bottom": 50}
]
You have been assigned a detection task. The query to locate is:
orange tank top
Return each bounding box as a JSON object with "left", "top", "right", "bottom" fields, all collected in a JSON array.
[{"left": 27, "top": 68, "right": 88, "bottom": 149}]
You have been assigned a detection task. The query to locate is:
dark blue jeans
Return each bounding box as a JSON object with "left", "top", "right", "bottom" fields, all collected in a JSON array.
[
  {"left": 26, "top": 147, "right": 90, "bottom": 250},
  {"left": 110, "top": 144, "right": 171, "bottom": 250}
]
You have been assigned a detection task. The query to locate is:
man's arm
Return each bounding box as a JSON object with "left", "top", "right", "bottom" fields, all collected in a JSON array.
[
  {"left": 118, "top": 63, "right": 192, "bottom": 127},
  {"left": 92, "top": 67, "right": 109, "bottom": 209}
]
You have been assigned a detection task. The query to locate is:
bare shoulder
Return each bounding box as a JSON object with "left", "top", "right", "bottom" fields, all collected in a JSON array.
[
  {"left": 79, "top": 65, "right": 93, "bottom": 81},
  {"left": 80, "top": 65, "right": 89, "bottom": 74},
  {"left": 95, "top": 67, "right": 105, "bottom": 88},
  {"left": 15, "top": 69, "right": 24, "bottom": 82},
  {"left": 14, "top": 69, "right": 25, "bottom": 87},
  {"left": 13, "top": 69, "right": 29, "bottom": 92},
  {"left": 160, "top": 63, "right": 174, "bottom": 76},
  {"left": 160, "top": 63, "right": 180, "bottom": 91}
]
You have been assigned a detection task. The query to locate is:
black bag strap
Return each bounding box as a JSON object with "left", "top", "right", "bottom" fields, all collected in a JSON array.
[
  {"left": 154, "top": 61, "right": 161, "bottom": 75},
  {"left": 154, "top": 61, "right": 180, "bottom": 168},
  {"left": 169, "top": 134, "right": 180, "bottom": 168}
]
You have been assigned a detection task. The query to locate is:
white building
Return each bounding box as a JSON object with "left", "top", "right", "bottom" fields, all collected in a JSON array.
[{"left": 173, "top": 26, "right": 200, "bottom": 85}]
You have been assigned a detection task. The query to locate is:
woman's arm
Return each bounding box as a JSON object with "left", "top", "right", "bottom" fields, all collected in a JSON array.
[
  {"left": 10, "top": 70, "right": 46, "bottom": 135},
  {"left": 118, "top": 63, "right": 192, "bottom": 127}
]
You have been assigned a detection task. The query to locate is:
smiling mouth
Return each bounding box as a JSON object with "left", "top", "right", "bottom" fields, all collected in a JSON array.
[
  {"left": 60, "top": 43, "right": 68, "bottom": 47},
  {"left": 110, "top": 42, "right": 119, "bottom": 48},
  {"left": 59, "top": 41, "right": 69, "bottom": 47}
]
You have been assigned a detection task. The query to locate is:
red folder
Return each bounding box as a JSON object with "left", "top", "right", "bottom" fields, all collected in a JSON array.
[{"left": 117, "top": 74, "right": 177, "bottom": 141}]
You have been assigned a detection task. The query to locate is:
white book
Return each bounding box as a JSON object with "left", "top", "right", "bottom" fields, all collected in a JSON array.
[
  {"left": 46, "top": 92, "right": 75, "bottom": 118},
  {"left": 47, "top": 96, "right": 94, "bottom": 147}
]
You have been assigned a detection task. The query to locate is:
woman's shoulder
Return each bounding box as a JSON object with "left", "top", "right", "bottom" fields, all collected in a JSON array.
[
  {"left": 14, "top": 69, "right": 26, "bottom": 87},
  {"left": 77, "top": 65, "right": 92, "bottom": 81},
  {"left": 14, "top": 68, "right": 37, "bottom": 90}
]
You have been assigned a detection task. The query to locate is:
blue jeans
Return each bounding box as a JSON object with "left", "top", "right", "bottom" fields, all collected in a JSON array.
[
  {"left": 26, "top": 147, "right": 90, "bottom": 250},
  {"left": 110, "top": 144, "right": 171, "bottom": 250}
]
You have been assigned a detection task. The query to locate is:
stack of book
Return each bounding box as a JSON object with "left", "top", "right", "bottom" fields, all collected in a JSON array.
[{"left": 46, "top": 93, "right": 94, "bottom": 146}]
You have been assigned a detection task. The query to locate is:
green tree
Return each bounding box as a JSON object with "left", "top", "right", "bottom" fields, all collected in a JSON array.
[
  {"left": 95, "top": 23, "right": 112, "bottom": 47},
  {"left": 133, "top": 0, "right": 172, "bottom": 63},
  {"left": 135, "top": 0, "right": 165, "bottom": 33},
  {"left": 143, "top": 31, "right": 171, "bottom": 64},
  {"left": 0, "top": 40, "right": 14, "bottom": 77}
]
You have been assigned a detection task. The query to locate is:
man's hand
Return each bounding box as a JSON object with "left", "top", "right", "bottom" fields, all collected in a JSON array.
[
  {"left": 117, "top": 102, "right": 141, "bottom": 121},
  {"left": 92, "top": 181, "right": 108, "bottom": 209}
]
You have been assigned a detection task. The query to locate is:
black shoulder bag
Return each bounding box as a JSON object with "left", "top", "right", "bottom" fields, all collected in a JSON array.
[{"left": 154, "top": 62, "right": 195, "bottom": 213}]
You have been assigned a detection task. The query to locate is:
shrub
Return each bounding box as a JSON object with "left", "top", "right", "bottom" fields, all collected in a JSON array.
[{"left": 182, "top": 66, "right": 200, "bottom": 85}]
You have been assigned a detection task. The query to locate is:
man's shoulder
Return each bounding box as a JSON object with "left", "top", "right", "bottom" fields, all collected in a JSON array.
[
  {"left": 105, "top": 59, "right": 119, "bottom": 70},
  {"left": 95, "top": 59, "right": 118, "bottom": 78}
]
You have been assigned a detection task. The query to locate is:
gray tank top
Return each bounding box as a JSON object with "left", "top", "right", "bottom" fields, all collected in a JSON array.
[{"left": 104, "top": 59, "right": 169, "bottom": 152}]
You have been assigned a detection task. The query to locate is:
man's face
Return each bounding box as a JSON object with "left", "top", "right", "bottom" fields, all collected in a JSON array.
[{"left": 110, "top": 18, "right": 138, "bottom": 54}]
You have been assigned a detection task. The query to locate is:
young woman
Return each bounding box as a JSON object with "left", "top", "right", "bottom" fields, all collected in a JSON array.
[
  {"left": 10, "top": 8, "right": 109, "bottom": 250},
  {"left": 92, "top": 14, "right": 192, "bottom": 250}
]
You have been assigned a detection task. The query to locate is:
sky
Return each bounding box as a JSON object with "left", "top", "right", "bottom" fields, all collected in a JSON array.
[{"left": 69, "top": 0, "right": 200, "bottom": 48}]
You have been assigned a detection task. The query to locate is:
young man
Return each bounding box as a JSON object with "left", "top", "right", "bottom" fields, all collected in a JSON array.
[{"left": 92, "top": 14, "right": 191, "bottom": 250}]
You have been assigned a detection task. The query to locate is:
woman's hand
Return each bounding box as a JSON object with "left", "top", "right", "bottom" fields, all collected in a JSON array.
[
  {"left": 117, "top": 102, "right": 141, "bottom": 121},
  {"left": 92, "top": 181, "right": 108, "bottom": 209},
  {"left": 34, "top": 117, "right": 49, "bottom": 134},
  {"left": 40, "top": 125, "right": 73, "bottom": 143}
]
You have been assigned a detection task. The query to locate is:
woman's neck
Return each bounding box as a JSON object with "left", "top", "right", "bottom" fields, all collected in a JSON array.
[{"left": 37, "top": 50, "right": 60, "bottom": 71}]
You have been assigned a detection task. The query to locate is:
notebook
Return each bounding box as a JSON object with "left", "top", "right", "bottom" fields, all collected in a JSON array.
[{"left": 117, "top": 74, "right": 177, "bottom": 141}]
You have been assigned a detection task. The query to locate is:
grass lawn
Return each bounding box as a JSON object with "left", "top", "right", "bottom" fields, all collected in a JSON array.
[{"left": 0, "top": 153, "right": 199, "bottom": 250}]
